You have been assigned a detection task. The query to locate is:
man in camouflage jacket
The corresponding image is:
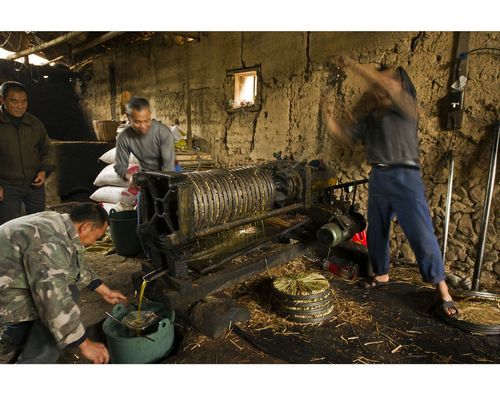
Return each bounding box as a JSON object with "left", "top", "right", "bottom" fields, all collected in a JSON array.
[{"left": 0, "top": 203, "right": 127, "bottom": 363}]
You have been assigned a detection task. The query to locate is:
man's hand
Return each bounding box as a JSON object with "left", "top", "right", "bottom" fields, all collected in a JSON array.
[
  {"left": 124, "top": 172, "right": 138, "bottom": 190},
  {"left": 95, "top": 283, "right": 129, "bottom": 305},
  {"left": 324, "top": 112, "right": 352, "bottom": 147},
  {"left": 0, "top": 185, "right": 3, "bottom": 202},
  {"left": 102, "top": 290, "right": 128, "bottom": 305},
  {"left": 32, "top": 171, "right": 46, "bottom": 187},
  {"left": 78, "top": 338, "right": 110, "bottom": 364},
  {"left": 124, "top": 172, "right": 133, "bottom": 184}
]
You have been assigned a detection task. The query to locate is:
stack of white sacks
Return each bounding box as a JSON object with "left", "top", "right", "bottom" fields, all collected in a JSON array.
[{"left": 90, "top": 147, "right": 140, "bottom": 213}]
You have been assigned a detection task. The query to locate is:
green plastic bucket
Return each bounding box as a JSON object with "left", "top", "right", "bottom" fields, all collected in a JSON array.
[
  {"left": 102, "top": 302, "right": 175, "bottom": 364},
  {"left": 108, "top": 209, "right": 143, "bottom": 257}
]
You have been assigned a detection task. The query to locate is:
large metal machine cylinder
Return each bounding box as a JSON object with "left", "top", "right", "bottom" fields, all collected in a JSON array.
[
  {"left": 316, "top": 213, "right": 366, "bottom": 248},
  {"left": 186, "top": 166, "right": 276, "bottom": 231},
  {"left": 134, "top": 161, "right": 308, "bottom": 249}
]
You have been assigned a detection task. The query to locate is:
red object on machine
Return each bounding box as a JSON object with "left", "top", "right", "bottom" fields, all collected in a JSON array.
[
  {"left": 352, "top": 229, "right": 367, "bottom": 246},
  {"left": 323, "top": 256, "right": 359, "bottom": 280}
]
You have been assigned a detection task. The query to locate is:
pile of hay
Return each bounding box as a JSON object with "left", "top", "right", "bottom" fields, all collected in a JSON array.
[
  {"left": 225, "top": 256, "right": 373, "bottom": 334},
  {"left": 455, "top": 297, "right": 500, "bottom": 325},
  {"left": 273, "top": 273, "right": 330, "bottom": 297}
]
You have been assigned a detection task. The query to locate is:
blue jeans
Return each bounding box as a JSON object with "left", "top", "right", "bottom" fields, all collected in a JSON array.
[{"left": 367, "top": 167, "right": 446, "bottom": 285}]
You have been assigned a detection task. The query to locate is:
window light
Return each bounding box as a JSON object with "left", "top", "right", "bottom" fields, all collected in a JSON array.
[
  {"left": 233, "top": 71, "right": 257, "bottom": 108},
  {"left": 0, "top": 47, "right": 51, "bottom": 66}
]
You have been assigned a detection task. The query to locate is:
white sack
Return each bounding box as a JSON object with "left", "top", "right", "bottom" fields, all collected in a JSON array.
[
  {"left": 100, "top": 202, "right": 135, "bottom": 214},
  {"left": 93, "top": 163, "right": 130, "bottom": 187},
  {"left": 90, "top": 186, "right": 138, "bottom": 206},
  {"left": 99, "top": 147, "right": 140, "bottom": 165},
  {"left": 100, "top": 202, "right": 117, "bottom": 214}
]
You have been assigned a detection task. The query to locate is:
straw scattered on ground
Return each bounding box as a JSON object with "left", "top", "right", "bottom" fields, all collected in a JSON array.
[
  {"left": 224, "top": 256, "right": 373, "bottom": 335},
  {"left": 392, "top": 266, "right": 500, "bottom": 326},
  {"left": 455, "top": 298, "right": 500, "bottom": 325}
]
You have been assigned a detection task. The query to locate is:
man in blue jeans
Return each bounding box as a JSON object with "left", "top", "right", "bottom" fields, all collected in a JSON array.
[{"left": 324, "top": 56, "right": 458, "bottom": 318}]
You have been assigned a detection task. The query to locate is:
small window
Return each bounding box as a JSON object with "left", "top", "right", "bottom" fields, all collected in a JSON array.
[
  {"left": 233, "top": 71, "right": 257, "bottom": 108},
  {"left": 226, "top": 66, "right": 261, "bottom": 113}
]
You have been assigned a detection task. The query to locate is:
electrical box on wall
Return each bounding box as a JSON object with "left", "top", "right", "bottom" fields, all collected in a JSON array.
[{"left": 446, "top": 32, "right": 470, "bottom": 130}]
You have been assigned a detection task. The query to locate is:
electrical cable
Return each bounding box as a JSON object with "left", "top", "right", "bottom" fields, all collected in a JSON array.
[
  {"left": 11, "top": 33, "right": 26, "bottom": 72},
  {"left": 13, "top": 60, "right": 24, "bottom": 72},
  {"left": 430, "top": 44, "right": 498, "bottom": 183},
  {"left": 30, "top": 65, "right": 40, "bottom": 83},
  {"left": 458, "top": 47, "right": 500, "bottom": 59},
  {"left": 15, "top": 32, "right": 23, "bottom": 52},
  {"left": 30, "top": 32, "right": 44, "bottom": 46},
  {"left": 443, "top": 124, "right": 457, "bottom": 164},
  {"left": 0, "top": 32, "right": 12, "bottom": 47}
]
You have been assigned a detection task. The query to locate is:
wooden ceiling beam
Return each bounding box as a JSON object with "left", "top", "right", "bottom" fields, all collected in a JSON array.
[
  {"left": 5, "top": 31, "right": 85, "bottom": 60},
  {"left": 72, "top": 32, "right": 126, "bottom": 55},
  {"left": 69, "top": 56, "right": 96, "bottom": 71},
  {"left": 40, "top": 55, "right": 70, "bottom": 67}
]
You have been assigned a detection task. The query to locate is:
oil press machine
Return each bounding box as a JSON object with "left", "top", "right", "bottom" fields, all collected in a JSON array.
[{"left": 133, "top": 160, "right": 367, "bottom": 312}]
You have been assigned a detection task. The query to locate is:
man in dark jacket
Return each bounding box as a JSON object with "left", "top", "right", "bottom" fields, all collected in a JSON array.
[{"left": 0, "top": 81, "right": 54, "bottom": 225}]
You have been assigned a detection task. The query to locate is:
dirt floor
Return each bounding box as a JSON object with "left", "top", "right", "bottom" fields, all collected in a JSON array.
[
  {"left": 66, "top": 252, "right": 500, "bottom": 364},
  {"left": 1, "top": 247, "right": 499, "bottom": 365}
]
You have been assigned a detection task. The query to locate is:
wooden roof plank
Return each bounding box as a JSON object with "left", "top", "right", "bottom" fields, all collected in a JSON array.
[{"left": 5, "top": 31, "right": 85, "bottom": 60}]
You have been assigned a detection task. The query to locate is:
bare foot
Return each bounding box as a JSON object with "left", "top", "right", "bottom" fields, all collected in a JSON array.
[
  {"left": 359, "top": 274, "right": 389, "bottom": 288},
  {"left": 373, "top": 274, "right": 389, "bottom": 283}
]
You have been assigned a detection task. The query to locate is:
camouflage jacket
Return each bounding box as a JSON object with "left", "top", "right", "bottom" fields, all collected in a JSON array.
[{"left": 0, "top": 211, "right": 101, "bottom": 349}]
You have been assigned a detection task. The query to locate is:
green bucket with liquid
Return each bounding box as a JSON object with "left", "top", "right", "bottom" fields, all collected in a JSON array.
[{"left": 102, "top": 302, "right": 174, "bottom": 364}]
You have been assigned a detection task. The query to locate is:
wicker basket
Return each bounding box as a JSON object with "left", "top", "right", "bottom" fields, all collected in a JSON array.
[{"left": 93, "top": 120, "right": 121, "bottom": 142}]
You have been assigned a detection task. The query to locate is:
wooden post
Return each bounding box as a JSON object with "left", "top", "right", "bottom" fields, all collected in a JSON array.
[
  {"left": 184, "top": 42, "right": 193, "bottom": 150},
  {"left": 109, "top": 63, "right": 117, "bottom": 120}
]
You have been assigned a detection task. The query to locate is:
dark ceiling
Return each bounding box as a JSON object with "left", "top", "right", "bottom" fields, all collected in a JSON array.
[{"left": 0, "top": 32, "right": 158, "bottom": 71}]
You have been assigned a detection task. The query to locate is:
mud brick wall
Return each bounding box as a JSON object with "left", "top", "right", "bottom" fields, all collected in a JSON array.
[{"left": 79, "top": 32, "right": 499, "bottom": 288}]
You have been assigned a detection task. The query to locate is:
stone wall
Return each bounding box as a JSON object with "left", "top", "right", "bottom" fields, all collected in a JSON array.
[{"left": 79, "top": 32, "right": 499, "bottom": 289}]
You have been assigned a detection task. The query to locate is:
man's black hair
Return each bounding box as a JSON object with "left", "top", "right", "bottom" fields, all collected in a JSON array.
[
  {"left": 69, "top": 203, "right": 109, "bottom": 227},
  {"left": 376, "top": 65, "right": 417, "bottom": 99},
  {"left": 0, "top": 81, "right": 28, "bottom": 98},
  {"left": 125, "top": 97, "right": 150, "bottom": 116}
]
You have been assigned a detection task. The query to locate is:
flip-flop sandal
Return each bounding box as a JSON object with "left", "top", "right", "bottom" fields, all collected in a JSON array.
[
  {"left": 359, "top": 277, "right": 389, "bottom": 289},
  {"left": 435, "top": 300, "right": 460, "bottom": 320}
]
